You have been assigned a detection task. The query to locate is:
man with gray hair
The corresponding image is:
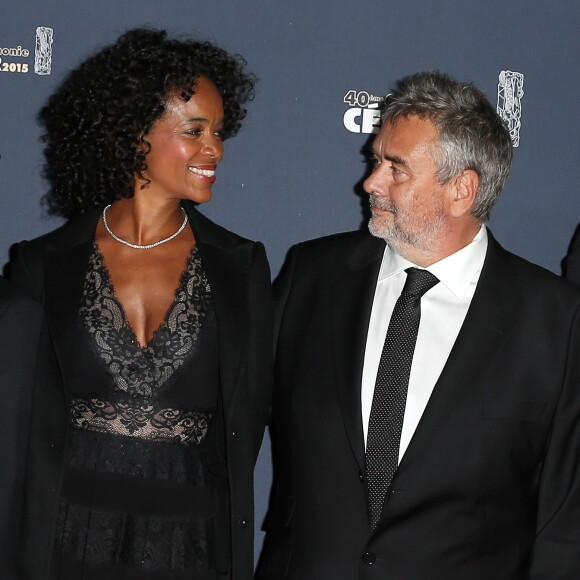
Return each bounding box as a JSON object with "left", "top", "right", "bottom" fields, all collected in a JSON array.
[{"left": 258, "top": 71, "right": 580, "bottom": 579}]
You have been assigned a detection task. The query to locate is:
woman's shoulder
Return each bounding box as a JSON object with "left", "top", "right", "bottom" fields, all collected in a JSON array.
[
  {"left": 16, "top": 208, "right": 101, "bottom": 254},
  {"left": 185, "top": 202, "right": 261, "bottom": 250},
  {"left": 9, "top": 209, "right": 100, "bottom": 298}
]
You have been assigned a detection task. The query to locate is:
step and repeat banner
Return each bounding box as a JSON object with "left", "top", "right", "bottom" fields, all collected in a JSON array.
[{"left": 2, "top": 0, "right": 579, "bottom": 561}]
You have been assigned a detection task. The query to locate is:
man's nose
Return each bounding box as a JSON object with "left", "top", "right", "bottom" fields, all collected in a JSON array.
[{"left": 364, "top": 166, "right": 389, "bottom": 195}]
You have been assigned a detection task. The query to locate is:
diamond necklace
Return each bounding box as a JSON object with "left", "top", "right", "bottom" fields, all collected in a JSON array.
[{"left": 102, "top": 204, "right": 189, "bottom": 250}]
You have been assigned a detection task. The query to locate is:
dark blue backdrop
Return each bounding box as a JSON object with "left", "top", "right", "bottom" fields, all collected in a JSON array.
[{"left": 2, "top": 0, "right": 579, "bottom": 561}]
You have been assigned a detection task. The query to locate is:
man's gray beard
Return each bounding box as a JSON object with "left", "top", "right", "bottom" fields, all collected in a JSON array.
[
  {"left": 368, "top": 198, "right": 405, "bottom": 242},
  {"left": 368, "top": 213, "right": 413, "bottom": 246},
  {"left": 368, "top": 210, "right": 447, "bottom": 259}
]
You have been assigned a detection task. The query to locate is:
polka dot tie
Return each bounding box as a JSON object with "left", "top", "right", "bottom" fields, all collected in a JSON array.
[{"left": 365, "top": 267, "right": 439, "bottom": 531}]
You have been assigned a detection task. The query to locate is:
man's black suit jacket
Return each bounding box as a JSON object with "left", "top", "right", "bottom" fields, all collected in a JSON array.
[{"left": 258, "top": 229, "right": 580, "bottom": 580}]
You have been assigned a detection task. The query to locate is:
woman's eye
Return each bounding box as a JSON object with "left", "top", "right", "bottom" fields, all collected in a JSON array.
[{"left": 185, "top": 128, "right": 202, "bottom": 136}]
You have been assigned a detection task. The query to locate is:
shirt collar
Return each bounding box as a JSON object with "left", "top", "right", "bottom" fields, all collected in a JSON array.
[{"left": 377, "top": 226, "right": 488, "bottom": 300}]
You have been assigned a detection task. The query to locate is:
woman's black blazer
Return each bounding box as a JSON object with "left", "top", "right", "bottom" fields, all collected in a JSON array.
[{"left": 9, "top": 201, "right": 272, "bottom": 580}]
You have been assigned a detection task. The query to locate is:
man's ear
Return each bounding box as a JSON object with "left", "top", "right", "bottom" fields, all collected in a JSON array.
[{"left": 449, "top": 169, "right": 479, "bottom": 218}]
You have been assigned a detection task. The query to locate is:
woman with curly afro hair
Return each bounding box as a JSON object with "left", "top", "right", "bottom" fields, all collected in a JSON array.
[{"left": 9, "top": 28, "right": 272, "bottom": 580}]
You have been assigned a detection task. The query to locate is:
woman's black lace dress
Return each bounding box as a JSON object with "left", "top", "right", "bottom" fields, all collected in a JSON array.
[{"left": 50, "top": 246, "right": 229, "bottom": 579}]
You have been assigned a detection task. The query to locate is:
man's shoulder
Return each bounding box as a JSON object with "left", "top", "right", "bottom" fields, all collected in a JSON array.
[
  {"left": 296, "top": 229, "right": 370, "bottom": 248},
  {"left": 488, "top": 232, "right": 580, "bottom": 301},
  {"left": 290, "top": 229, "right": 383, "bottom": 263}
]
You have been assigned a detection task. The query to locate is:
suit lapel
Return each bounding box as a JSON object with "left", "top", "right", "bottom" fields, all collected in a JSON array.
[
  {"left": 394, "top": 232, "right": 520, "bottom": 478},
  {"left": 332, "top": 234, "right": 385, "bottom": 473},
  {"left": 187, "top": 205, "right": 248, "bottom": 422}
]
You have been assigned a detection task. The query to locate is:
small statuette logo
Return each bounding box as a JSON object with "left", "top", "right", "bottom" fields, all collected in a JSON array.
[
  {"left": 35, "top": 26, "right": 53, "bottom": 75},
  {"left": 497, "top": 70, "right": 524, "bottom": 147}
]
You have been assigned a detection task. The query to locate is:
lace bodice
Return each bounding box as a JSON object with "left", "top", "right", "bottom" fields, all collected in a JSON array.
[
  {"left": 70, "top": 246, "right": 215, "bottom": 445},
  {"left": 81, "top": 245, "right": 212, "bottom": 397}
]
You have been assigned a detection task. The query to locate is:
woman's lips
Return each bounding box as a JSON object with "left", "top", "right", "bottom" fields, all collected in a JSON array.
[{"left": 188, "top": 165, "right": 216, "bottom": 183}]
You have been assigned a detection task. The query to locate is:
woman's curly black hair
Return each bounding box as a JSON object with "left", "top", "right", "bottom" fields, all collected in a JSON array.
[{"left": 39, "top": 27, "right": 256, "bottom": 220}]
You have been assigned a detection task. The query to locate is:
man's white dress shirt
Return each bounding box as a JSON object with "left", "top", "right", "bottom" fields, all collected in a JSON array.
[{"left": 361, "top": 227, "right": 488, "bottom": 461}]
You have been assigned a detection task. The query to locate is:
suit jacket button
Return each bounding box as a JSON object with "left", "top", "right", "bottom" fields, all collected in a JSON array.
[
  {"left": 238, "top": 518, "right": 248, "bottom": 527},
  {"left": 362, "top": 552, "right": 376, "bottom": 565},
  {"left": 358, "top": 470, "right": 364, "bottom": 482}
]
